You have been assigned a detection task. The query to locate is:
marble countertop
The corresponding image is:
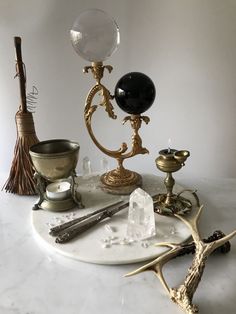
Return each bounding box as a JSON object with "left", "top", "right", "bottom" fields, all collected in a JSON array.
[{"left": 0, "top": 174, "right": 235, "bottom": 314}]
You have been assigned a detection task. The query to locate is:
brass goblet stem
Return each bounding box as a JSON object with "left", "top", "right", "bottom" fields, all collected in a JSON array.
[
  {"left": 164, "top": 172, "right": 175, "bottom": 206},
  {"left": 32, "top": 171, "right": 46, "bottom": 210}
]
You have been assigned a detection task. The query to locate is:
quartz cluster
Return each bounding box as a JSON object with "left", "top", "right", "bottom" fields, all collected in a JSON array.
[{"left": 127, "top": 188, "right": 156, "bottom": 240}]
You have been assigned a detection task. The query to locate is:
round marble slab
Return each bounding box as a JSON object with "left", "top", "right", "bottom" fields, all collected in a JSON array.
[{"left": 32, "top": 174, "right": 193, "bottom": 265}]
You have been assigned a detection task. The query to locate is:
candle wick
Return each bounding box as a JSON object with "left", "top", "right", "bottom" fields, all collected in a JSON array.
[{"left": 167, "top": 138, "right": 171, "bottom": 153}]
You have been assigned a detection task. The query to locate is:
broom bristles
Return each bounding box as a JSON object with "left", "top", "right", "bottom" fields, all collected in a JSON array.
[{"left": 3, "top": 111, "right": 39, "bottom": 195}]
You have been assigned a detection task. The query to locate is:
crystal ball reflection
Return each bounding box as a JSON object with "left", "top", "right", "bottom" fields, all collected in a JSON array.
[
  {"left": 70, "top": 9, "right": 120, "bottom": 62},
  {"left": 114, "top": 72, "right": 156, "bottom": 115}
]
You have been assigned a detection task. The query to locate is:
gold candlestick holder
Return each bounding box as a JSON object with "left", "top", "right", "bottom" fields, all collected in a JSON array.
[
  {"left": 84, "top": 62, "right": 153, "bottom": 194},
  {"left": 154, "top": 149, "right": 199, "bottom": 215}
]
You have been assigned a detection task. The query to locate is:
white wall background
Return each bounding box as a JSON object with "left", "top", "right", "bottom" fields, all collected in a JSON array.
[{"left": 0, "top": 0, "right": 236, "bottom": 179}]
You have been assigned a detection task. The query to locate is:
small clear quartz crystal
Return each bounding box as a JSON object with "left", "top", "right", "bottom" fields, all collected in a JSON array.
[
  {"left": 82, "top": 156, "right": 92, "bottom": 176},
  {"left": 100, "top": 157, "right": 109, "bottom": 173},
  {"left": 105, "top": 224, "right": 115, "bottom": 233},
  {"left": 127, "top": 188, "right": 156, "bottom": 240}
]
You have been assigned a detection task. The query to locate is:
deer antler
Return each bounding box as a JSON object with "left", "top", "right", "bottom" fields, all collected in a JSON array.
[{"left": 125, "top": 206, "right": 236, "bottom": 314}]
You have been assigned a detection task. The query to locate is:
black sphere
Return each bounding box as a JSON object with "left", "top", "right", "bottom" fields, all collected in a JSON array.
[{"left": 114, "top": 72, "right": 156, "bottom": 115}]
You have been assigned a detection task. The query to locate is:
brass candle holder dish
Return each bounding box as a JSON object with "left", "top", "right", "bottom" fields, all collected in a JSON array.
[
  {"left": 154, "top": 149, "right": 199, "bottom": 215},
  {"left": 70, "top": 9, "right": 155, "bottom": 195},
  {"left": 29, "top": 139, "right": 83, "bottom": 211}
]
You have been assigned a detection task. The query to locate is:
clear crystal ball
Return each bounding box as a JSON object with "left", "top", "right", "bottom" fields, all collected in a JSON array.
[{"left": 70, "top": 9, "right": 120, "bottom": 62}]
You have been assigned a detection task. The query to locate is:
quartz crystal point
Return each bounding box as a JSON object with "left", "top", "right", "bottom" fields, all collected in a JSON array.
[
  {"left": 127, "top": 188, "right": 156, "bottom": 240},
  {"left": 82, "top": 156, "right": 92, "bottom": 176},
  {"left": 100, "top": 157, "right": 109, "bottom": 173}
]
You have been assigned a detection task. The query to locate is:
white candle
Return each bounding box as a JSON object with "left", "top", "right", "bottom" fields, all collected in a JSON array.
[
  {"left": 46, "top": 181, "right": 71, "bottom": 201},
  {"left": 168, "top": 138, "right": 172, "bottom": 153}
]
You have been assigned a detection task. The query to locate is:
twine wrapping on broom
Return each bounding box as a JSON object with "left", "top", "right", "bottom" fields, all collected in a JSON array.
[{"left": 3, "top": 36, "right": 39, "bottom": 195}]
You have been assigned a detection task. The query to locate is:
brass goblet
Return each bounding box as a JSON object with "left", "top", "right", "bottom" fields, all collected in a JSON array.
[
  {"left": 154, "top": 149, "right": 199, "bottom": 215},
  {"left": 30, "top": 139, "right": 83, "bottom": 211}
]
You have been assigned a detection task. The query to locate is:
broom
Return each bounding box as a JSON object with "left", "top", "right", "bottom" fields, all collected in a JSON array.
[{"left": 3, "top": 36, "right": 39, "bottom": 195}]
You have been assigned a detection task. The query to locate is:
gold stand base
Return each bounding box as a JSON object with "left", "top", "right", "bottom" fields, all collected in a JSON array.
[
  {"left": 153, "top": 190, "right": 199, "bottom": 215},
  {"left": 33, "top": 192, "right": 83, "bottom": 212},
  {"left": 100, "top": 169, "right": 142, "bottom": 195},
  {"left": 40, "top": 197, "right": 77, "bottom": 212}
]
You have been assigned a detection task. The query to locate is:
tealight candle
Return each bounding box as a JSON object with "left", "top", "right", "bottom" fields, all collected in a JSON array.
[{"left": 46, "top": 181, "right": 71, "bottom": 201}]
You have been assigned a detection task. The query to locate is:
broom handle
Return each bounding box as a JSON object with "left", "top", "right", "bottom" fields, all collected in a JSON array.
[{"left": 14, "top": 36, "right": 27, "bottom": 113}]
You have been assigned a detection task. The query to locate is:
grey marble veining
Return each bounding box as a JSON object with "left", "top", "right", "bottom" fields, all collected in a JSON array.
[{"left": 0, "top": 174, "right": 235, "bottom": 314}]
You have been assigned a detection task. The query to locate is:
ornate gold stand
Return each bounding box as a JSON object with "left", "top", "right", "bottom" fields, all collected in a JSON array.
[
  {"left": 154, "top": 149, "right": 199, "bottom": 214},
  {"left": 84, "top": 62, "right": 149, "bottom": 194}
]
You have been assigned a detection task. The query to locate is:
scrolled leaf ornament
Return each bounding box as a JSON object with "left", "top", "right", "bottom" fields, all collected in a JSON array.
[{"left": 83, "top": 62, "right": 154, "bottom": 194}]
